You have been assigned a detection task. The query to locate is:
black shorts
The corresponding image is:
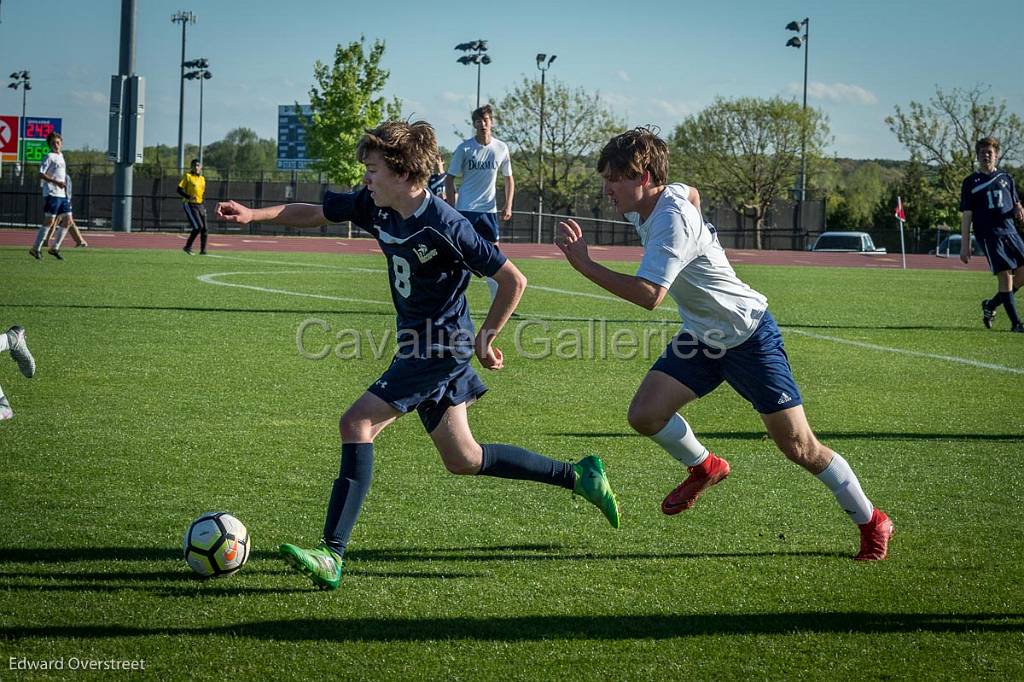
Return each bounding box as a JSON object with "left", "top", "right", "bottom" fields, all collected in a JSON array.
[
  {"left": 980, "top": 233, "right": 1024, "bottom": 274},
  {"left": 367, "top": 354, "right": 487, "bottom": 433},
  {"left": 184, "top": 202, "right": 207, "bottom": 231}
]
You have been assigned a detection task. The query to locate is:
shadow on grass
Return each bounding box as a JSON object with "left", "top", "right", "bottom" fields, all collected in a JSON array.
[
  {"left": 0, "top": 545, "right": 841, "bottom": 567},
  {"left": 0, "top": 547, "right": 282, "bottom": 563},
  {"left": 2, "top": 612, "right": 1021, "bottom": 642},
  {"left": 0, "top": 581, "right": 311, "bottom": 596},
  {"left": 0, "top": 302, "right": 395, "bottom": 317},
  {"left": 344, "top": 547, "right": 840, "bottom": 563},
  {"left": 554, "top": 431, "right": 1024, "bottom": 443}
]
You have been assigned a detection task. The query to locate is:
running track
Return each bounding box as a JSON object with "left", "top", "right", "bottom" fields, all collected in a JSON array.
[{"left": 0, "top": 228, "right": 989, "bottom": 271}]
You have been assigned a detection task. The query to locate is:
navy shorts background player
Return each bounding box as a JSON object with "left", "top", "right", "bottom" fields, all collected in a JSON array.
[
  {"left": 960, "top": 136, "right": 1024, "bottom": 332},
  {"left": 215, "top": 120, "right": 619, "bottom": 590}
]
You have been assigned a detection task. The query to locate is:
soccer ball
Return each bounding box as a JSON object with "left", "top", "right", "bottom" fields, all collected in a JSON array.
[{"left": 183, "top": 511, "right": 251, "bottom": 578}]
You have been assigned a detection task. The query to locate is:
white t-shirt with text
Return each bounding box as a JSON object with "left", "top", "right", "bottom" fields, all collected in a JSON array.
[
  {"left": 629, "top": 183, "right": 768, "bottom": 348},
  {"left": 447, "top": 137, "right": 512, "bottom": 213}
]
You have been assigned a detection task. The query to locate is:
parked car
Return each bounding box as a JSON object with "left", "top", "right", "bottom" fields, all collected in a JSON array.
[
  {"left": 929, "top": 234, "right": 983, "bottom": 257},
  {"left": 809, "top": 231, "right": 887, "bottom": 254}
]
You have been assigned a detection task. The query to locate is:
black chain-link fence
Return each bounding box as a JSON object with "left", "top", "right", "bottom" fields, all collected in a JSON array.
[{"left": 5, "top": 163, "right": 926, "bottom": 252}]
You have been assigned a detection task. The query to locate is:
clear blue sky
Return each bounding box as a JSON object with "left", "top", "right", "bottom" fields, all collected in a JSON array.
[{"left": 2, "top": 0, "right": 1021, "bottom": 160}]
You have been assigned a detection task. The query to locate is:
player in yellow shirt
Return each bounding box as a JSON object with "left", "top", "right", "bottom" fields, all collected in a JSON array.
[{"left": 178, "top": 159, "right": 208, "bottom": 255}]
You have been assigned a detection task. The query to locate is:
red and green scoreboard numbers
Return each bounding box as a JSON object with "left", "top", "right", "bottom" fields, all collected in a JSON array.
[{"left": 20, "top": 117, "right": 62, "bottom": 164}]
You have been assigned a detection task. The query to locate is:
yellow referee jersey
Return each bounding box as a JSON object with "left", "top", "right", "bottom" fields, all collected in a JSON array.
[{"left": 178, "top": 172, "right": 206, "bottom": 204}]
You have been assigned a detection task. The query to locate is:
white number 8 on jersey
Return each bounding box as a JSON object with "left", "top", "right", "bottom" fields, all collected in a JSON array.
[{"left": 391, "top": 254, "right": 412, "bottom": 298}]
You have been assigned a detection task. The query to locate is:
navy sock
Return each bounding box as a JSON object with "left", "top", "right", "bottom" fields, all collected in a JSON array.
[
  {"left": 479, "top": 444, "right": 575, "bottom": 490},
  {"left": 998, "top": 291, "right": 1021, "bottom": 326},
  {"left": 322, "top": 442, "right": 374, "bottom": 556}
]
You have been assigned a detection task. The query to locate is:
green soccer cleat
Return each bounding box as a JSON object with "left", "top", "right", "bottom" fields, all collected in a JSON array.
[
  {"left": 573, "top": 455, "right": 621, "bottom": 528},
  {"left": 279, "top": 542, "right": 344, "bottom": 590}
]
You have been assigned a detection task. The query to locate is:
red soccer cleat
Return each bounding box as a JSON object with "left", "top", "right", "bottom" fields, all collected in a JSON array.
[
  {"left": 661, "top": 452, "right": 730, "bottom": 515},
  {"left": 855, "top": 509, "right": 894, "bottom": 561}
]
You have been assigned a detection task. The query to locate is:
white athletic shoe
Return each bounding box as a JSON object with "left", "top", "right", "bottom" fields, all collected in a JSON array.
[
  {"left": 0, "top": 394, "right": 12, "bottom": 421},
  {"left": 6, "top": 326, "right": 36, "bottom": 378}
]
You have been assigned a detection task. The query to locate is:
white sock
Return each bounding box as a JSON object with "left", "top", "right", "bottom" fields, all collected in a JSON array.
[
  {"left": 815, "top": 451, "right": 873, "bottom": 524},
  {"left": 32, "top": 226, "right": 48, "bottom": 252},
  {"left": 0, "top": 331, "right": 8, "bottom": 353},
  {"left": 52, "top": 227, "right": 68, "bottom": 251},
  {"left": 486, "top": 277, "right": 499, "bottom": 301},
  {"left": 650, "top": 413, "right": 709, "bottom": 467}
]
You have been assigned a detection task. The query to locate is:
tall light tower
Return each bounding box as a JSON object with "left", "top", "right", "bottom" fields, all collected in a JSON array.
[
  {"left": 535, "top": 53, "right": 556, "bottom": 241},
  {"left": 172, "top": 10, "right": 196, "bottom": 174},
  {"left": 7, "top": 70, "right": 31, "bottom": 182},
  {"left": 184, "top": 59, "right": 211, "bottom": 165},
  {"left": 786, "top": 17, "right": 810, "bottom": 234},
  {"left": 455, "top": 40, "right": 490, "bottom": 109}
]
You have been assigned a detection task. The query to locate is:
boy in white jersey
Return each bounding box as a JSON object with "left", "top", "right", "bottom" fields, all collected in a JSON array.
[
  {"left": 31, "top": 132, "right": 72, "bottom": 260},
  {"left": 445, "top": 104, "right": 515, "bottom": 301},
  {"left": 555, "top": 127, "right": 893, "bottom": 561}
]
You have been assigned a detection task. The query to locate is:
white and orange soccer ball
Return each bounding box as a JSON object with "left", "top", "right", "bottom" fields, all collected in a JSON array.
[{"left": 183, "top": 512, "right": 250, "bottom": 578}]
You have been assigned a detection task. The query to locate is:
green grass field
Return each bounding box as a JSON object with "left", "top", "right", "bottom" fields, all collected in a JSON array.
[{"left": 2, "top": 245, "right": 1022, "bottom": 680}]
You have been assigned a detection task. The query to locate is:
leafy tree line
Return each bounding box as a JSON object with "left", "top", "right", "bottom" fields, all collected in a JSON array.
[{"left": 63, "top": 35, "right": 1024, "bottom": 240}]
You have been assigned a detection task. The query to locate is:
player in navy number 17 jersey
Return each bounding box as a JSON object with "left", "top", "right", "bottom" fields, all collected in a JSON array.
[
  {"left": 959, "top": 137, "right": 1024, "bottom": 332},
  {"left": 216, "top": 120, "right": 620, "bottom": 590}
]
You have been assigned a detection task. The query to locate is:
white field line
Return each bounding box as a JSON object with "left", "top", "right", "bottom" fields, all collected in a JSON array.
[
  {"left": 782, "top": 328, "right": 1024, "bottom": 375},
  {"left": 197, "top": 257, "right": 1024, "bottom": 376},
  {"left": 197, "top": 271, "right": 389, "bottom": 306}
]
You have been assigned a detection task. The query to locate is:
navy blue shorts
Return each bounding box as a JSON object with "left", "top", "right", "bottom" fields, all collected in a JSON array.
[
  {"left": 43, "top": 196, "right": 71, "bottom": 216},
  {"left": 651, "top": 311, "right": 803, "bottom": 415},
  {"left": 367, "top": 354, "right": 487, "bottom": 433},
  {"left": 460, "top": 211, "right": 500, "bottom": 242},
  {"left": 980, "top": 233, "right": 1024, "bottom": 274}
]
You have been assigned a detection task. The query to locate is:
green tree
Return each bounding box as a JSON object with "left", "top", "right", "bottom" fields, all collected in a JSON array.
[
  {"left": 494, "top": 76, "right": 623, "bottom": 215},
  {"left": 827, "top": 162, "right": 886, "bottom": 230},
  {"left": 886, "top": 85, "right": 1024, "bottom": 207},
  {"left": 670, "top": 96, "right": 829, "bottom": 248},
  {"left": 303, "top": 37, "right": 403, "bottom": 187},
  {"left": 872, "top": 160, "right": 952, "bottom": 248},
  {"left": 202, "top": 127, "right": 277, "bottom": 176}
]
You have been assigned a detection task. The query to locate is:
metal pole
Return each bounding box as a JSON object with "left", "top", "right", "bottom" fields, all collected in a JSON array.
[
  {"left": 476, "top": 61, "right": 481, "bottom": 109},
  {"left": 175, "top": 15, "right": 188, "bottom": 174},
  {"left": 537, "top": 68, "right": 545, "bottom": 244},
  {"left": 113, "top": 0, "right": 136, "bottom": 232},
  {"left": 800, "top": 17, "right": 809, "bottom": 204},
  {"left": 18, "top": 85, "right": 26, "bottom": 184},
  {"left": 198, "top": 74, "right": 204, "bottom": 165}
]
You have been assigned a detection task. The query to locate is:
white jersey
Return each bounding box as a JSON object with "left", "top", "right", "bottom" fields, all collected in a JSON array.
[
  {"left": 39, "top": 151, "right": 67, "bottom": 198},
  {"left": 448, "top": 137, "right": 512, "bottom": 213},
  {"left": 629, "top": 183, "right": 768, "bottom": 348}
]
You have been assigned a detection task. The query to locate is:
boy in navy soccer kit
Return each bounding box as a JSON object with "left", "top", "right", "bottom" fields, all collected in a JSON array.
[
  {"left": 216, "top": 121, "right": 618, "bottom": 590},
  {"left": 959, "top": 137, "right": 1024, "bottom": 332},
  {"left": 556, "top": 127, "right": 893, "bottom": 561}
]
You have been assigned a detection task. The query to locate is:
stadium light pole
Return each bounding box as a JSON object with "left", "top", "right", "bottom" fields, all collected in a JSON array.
[
  {"left": 786, "top": 17, "right": 809, "bottom": 237},
  {"left": 172, "top": 10, "right": 196, "bottom": 175},
  {"left": 535, "top": 53, "right": 556, "bottom": 242},
  {"left": 455, "top": 40, "right": 490, "bottom": 109},
  {"left": 184, "top": 59, "right": 211, "bottom": 165},
  {"left": 7, "top": 70, "right": 31, "bottom": 183},
  {"left": 112, "top": 0, "right": 139, "bottom": 233}
]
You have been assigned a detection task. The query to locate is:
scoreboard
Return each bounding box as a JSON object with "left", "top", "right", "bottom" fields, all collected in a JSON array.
[
  {"left": 20, "top": 117, "right": 62, "bottom": 164},
  {"left": 277, "top": 105, "right": 313, "bottom": 170}
]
